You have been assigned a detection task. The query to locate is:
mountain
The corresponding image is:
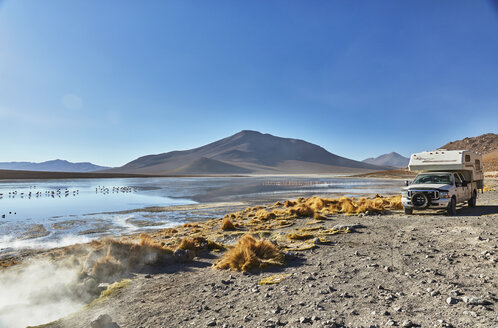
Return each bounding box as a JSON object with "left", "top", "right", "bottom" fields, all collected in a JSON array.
[
  {"left": 362, "top": 152, "right": 410, "bottom": 168},
  {"left": 440, "top": 133, "right": 498, "bottom": 172},
  {"left": 440, "top": 133, "right": 498, "bottom": 155},
  {"left": 0, "top": 159, "right": 111, "bottom": 173},
  {"left": 105, "top": 130, "right": 391, "bottom": 175}
]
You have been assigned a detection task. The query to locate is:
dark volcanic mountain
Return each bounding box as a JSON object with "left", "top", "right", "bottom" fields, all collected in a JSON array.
[
  {"left": 362, "top": 152, "right": 409, "bottom": 168},
  {"left": 107, "top": 130, "right": 390, "bottom": 175},
  {"left": 0, "top": 159, "right": 111, "bottom": 173}
]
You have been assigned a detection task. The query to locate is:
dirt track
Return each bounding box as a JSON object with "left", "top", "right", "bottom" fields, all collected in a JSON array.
[{"left": 42, "top": 186, "right": 498, "bottom": 328}]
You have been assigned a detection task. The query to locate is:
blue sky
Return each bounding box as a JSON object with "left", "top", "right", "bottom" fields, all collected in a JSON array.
[{"left": 0, "top": 1, "right": 497, "bottom": 167}]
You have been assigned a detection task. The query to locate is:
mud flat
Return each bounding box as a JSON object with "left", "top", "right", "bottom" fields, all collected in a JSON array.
[{"left": 19, "top": 179, "right": 495, "bottom": 328}]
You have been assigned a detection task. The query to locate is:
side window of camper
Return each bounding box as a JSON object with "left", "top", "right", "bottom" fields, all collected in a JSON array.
[
  {"left": 475, "top": 159, "right": 481, "bottom": 171},
  {"left": 465, "top": 155, "right": 471, "bottom": 162},
  {"left": 455, "top": 174, "right": 463, "bottom": 186}
]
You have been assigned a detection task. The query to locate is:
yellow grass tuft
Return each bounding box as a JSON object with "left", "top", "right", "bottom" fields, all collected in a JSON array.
[
  {"left": 258, "top": 273, "right": 291, "bottom": 285},
  {"left": 287, "top": 232, "right": 314, "bottom": 240},
  {"left": 213, "top": 235, "right": 285, "bottom": 272},
  {"left": 221, "top": 218, "right": 236, "bottom": 231},
  {"left": 91, "top": 256, "right": 126, "bottom": 283},
  {"left": 177, "top": 237, "right": 208, "bottom": 253},
  {"left": 99, "top": 278, "right": 132, "bottom": 298}
]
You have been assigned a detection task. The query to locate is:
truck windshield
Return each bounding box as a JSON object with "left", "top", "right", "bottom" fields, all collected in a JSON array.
[{"left": 412, "top": 173, "right": 453, "bottom": 185}]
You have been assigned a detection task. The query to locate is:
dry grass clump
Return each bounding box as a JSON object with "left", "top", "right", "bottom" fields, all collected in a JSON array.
[
  {"left": 85, "top": 234, "right": 176, "bottom": 284},
  {"left": 258, "top": 273, "right": 291, "bottom": 285},
  {"left": 282, "top": 195, "right": 402, "bottom": 216},
  {"left": 91, "top": 256, "right": 126, "bottom": 283},
  {"left": 287, "top": 232, "right": 314, "bottom": 240},
  {"left": 213, "top": 235, "right": 285, "bottom": 272},
  {"left": 0, "top": 259, "right": 18, "bottom": 268},
  {"left": 221, "top": 218, "right": 236, "bottom": 231},
  {"left": 255, "top": 210, "right": 277, "bottom": 221},
  {"left": 177, "top": 236, "right": 209, "bottom": 253}
]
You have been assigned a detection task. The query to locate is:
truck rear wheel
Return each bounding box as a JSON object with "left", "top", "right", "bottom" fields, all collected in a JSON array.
[
  {"left": 468, "top": 190, "right": 477, "bottom": 207},
  {"left": 404, "top": 207, "right": 413, "bottom": 215},
  {"left": 447, "top": 197, "right": 457, "bottom": 216}
]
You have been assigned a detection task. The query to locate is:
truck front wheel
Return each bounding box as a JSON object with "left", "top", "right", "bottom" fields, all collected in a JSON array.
[
  {"left": 468, "top": 190, "right": 477, "bottom": 207},
  {"left": 447, "top": 197, "right": 457, "bottom": 216},
  {"left": 404, "top": 207, "right": 413, "bottom": 215}
]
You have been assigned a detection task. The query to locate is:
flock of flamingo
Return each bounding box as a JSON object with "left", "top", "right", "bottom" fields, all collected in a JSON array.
[{"left": 0, "top": 185, "right": 138, "bottom": 219}]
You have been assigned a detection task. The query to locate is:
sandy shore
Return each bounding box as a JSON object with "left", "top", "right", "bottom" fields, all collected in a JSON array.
[{"left": 18, "top": 179, "right": 495, "bottom": 328}]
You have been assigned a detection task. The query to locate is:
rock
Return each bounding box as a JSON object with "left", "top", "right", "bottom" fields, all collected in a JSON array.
[
  {"left": 446, "top": 297, "right": 458, "bottom": 305},
  {"left": 332, "top": 223, "right": 363, "bottom": 231},
  {"left": 207, "top": 319, "right": 217, "bottom": 326},
  {"left": 462, "top": 296, "right": 490, "bottom": 305},
  {"left": 431, "top": 290, "right": 440, "bottom": 297},
  {"left": 90, "top": 314, "right": 120, "bottom": 328},
  {"left": 299, "top": 317, "right": 312, "bottom": 324},
  {"left": 401, "top": 320, "right": 414, "bottom": 327},
  {"left": 271, "top": 306, "right": 282, "bottom": 314},
  {"left": 448, "top": 290, "right": 462, "bottom": 296}
]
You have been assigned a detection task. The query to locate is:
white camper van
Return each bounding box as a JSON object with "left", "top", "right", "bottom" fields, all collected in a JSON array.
[{"left": 401, "top": 149, "right": 483, "bottom": 216}]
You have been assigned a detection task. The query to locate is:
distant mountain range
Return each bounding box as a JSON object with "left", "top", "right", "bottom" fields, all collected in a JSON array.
[
  {"left": 362, "top": 152, "right": 409, "bottom": 168},
  {"left": 104, "top": 130, "right": 391, "bottom": 175},
  {"left": 0, "top": 159, "right": 111, "bottom": 173}
]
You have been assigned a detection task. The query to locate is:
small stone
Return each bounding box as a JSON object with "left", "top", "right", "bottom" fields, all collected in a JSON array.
[
  {"left": 311, "top": 316, "right": 320, "bottom": 321},
  {"left": 299, "top": 317, "right": 312, "bottom": 324},
  {"left": 90, "top": 314, "right": 119, "bottom": 328},
  {"left": 446, "top": 297, "right": 458, "bottom": 305},
  {"left": 448, "top": 290, "right": 462, "bottom": 296},
  {"left": 207, "top": 320, "right": 216, "bottom": 327},
  {"left": 463, "top": 296, "right": 489, "bottom": 305},
  {"left": 271, "top": 306, "right": 282, "bottom": 314},
  {"left": 401, "top": 320, "right": 413, "bottom": 327},
  {"left": 431, "top": 290, "right": 440, "bottom": 297},
  {"left": 144, "top": 274, "right": 152, "bottom": 278}
]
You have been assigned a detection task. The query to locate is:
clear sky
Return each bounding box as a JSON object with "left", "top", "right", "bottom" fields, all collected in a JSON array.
[{"left": 1, "top": 1, "right": 497, "bottom": 167}]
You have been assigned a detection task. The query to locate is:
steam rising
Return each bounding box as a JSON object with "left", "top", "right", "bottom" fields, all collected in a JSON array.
[{"left": 0, "top": 260, "right": 85, "bottom": 328}]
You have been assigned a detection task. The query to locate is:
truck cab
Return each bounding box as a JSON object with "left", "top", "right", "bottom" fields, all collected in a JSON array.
[{"left": 401, "top": 150, "right": 483, "bottom": 216}]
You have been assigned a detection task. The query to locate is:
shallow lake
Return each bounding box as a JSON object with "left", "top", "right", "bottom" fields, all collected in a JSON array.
[{"left": 0, "top": 176, "right": 403, "bottom": 253}]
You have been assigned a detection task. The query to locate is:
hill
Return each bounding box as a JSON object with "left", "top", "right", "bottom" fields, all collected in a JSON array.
[
  {"left": 105, "top": 130, "right": 390, "bottom": 175},
  {"left": 362, "top": 152, "right": 409, "bottom": 168},
  {"left": 440, "top": 133, "right": 498, "bottom": 171},
  {"left": 0, "top": 159, "right": 110, "bottom": 172}
]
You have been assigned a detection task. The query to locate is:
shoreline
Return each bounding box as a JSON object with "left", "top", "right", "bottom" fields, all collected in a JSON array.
[
  {"left": 1, "top": 178, "right": 496, "bottom": 328},
  {"left": 16, "top": 185, "right": 498, "bottom": 328}
]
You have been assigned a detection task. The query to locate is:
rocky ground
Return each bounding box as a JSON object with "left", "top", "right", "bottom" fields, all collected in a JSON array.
[{"left": 39, "top": 182, "right": 498, "bottom": 328}]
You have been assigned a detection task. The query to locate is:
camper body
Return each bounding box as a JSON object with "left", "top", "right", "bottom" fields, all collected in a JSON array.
[{"left": 401, "top": 150, "right": 483, "bottom": 216}]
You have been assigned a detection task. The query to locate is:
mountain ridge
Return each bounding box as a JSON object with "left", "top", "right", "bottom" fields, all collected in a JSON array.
[
  {"left": 362, "top": 152, "right": 409, "bottom": 168},
  {"left": 0, "top": 159, "right": 111, "bottom": 173},
  {"left": 105, "top": 130, "right": 391, "bottom": 175}
]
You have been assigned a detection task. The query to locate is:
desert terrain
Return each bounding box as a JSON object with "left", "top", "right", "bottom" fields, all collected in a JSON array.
[{"left": 5, "top": 178, "right": 492, "bottom": 328}]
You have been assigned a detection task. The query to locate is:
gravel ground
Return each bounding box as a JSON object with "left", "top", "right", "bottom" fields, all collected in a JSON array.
[{"left": 42, "top": 185, "right": 498, "bottom": 328}]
